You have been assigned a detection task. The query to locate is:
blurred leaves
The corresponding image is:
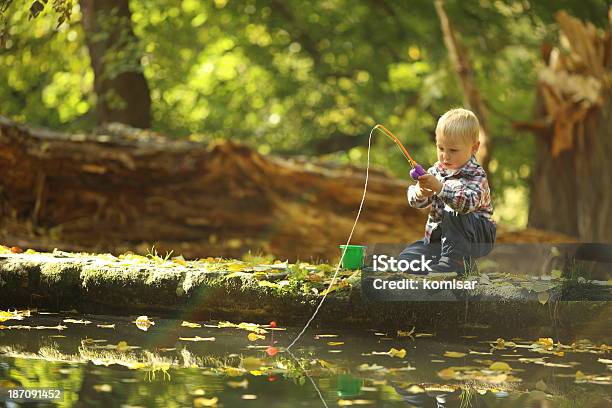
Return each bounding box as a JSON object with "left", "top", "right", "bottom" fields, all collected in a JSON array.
[{"left": 0, "top": 0, "right": 609, "bottom": 227}]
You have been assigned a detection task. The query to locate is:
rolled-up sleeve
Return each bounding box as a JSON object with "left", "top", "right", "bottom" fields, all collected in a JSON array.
[{"left": 407, "top": 185, "right": 433, "bottom": 209}]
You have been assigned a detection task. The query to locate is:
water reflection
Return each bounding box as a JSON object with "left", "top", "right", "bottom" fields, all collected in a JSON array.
[{"left": 0, "top": 311, "right": 610, "bottom": 407}]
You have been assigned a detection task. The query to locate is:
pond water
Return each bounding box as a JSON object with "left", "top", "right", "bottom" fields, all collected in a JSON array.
[{"left": 0, "top": 311, "right": 610, "bottom": 407}]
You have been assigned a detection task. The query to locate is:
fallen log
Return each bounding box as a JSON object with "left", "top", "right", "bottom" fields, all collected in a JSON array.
[{"left": 0, "top": 116, "right": 575, "bottom": 262}]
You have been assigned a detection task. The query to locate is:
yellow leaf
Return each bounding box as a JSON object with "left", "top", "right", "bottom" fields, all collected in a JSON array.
[
  {"left": 0, "top": 311, "right": 25, "bottom": 323},
  {"left": 134, "top": 316, "right": 154, "bottom": 331},
  {"left": 227, "top": 263, "right": 245, "bottom": 272},
  {"left": 536, "top": 337, "right": 554, "bottom": 349},
  {"left": 327, "top": 341, "right": 344, "bottom": 346},
  {"left": 388, "top": 348, "right": 406, "bottom": 358},
  {"left": 172, "top": 256, "right": 187, "bottom": 266},
  {"left": 181, "top": 321, "right": 202, "bottom": 328},
  {"left": 575, "top": 370, "right": 586, "bottom": 381},
  {"left": 489, "top": 362, "right": 512, "bottom": 371},
  {"left": 179, "top": 336, "right": 216, "bottom": 342},
  {"left": 237, "top": 322, "right": 268, "bottom": 334},
  {"left": 437, "top": 368, "right": 457, "bottom": 380},
  {"left": 63, "top": 318, "right": 92, "bottom": 325},
  {"left": 194, "top": 397, "right": 219, "bottom": 407},
  {"left": 227, "top": 379, "right": 248, "bottom": 389},
  {"left": 248, "top": 333, "right": 265, "bottom": 341},
  {"left": 93, "top": 384, "right": 112, "bottom": 392},
  {"left": 225, "top": 367, "right": 244, "bottom": 377},
  {"left": 397, "top": 327, "right": 415, "bottom": 337},
  {"left": 444, "top": 351, "right": 466, "bottom": 358},
  {"left": 116, "top": 341, "right": 129, "bottom": 352}
]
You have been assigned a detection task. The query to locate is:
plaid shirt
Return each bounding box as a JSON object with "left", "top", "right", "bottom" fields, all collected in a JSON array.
[{"left": 407, "top": 155, "right": 494, "bottom": 243}]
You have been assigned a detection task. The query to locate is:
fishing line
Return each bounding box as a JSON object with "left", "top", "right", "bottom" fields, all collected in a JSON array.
[
  {"left": 286, "top": 347, "right": 330, "bottom": 408},
  {"left": 286, "top": 124, "right": 418, "bottom": 351}
]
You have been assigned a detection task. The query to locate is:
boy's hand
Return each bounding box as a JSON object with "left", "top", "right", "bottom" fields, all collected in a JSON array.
[
  {"left": 418, "top": 174, "right": 443, "bottom": 195},
  {"left": 414, "top": 184, "right": 435, "bottom": 200}
]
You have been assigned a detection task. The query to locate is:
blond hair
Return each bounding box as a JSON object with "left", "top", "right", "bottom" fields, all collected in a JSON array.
[{"left": 436, "top": 108, "right": 480, "bottom": 143}]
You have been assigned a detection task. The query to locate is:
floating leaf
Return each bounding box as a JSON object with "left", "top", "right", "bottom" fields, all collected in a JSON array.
[
  {"left": 327, "top": 341, "right": 344, "bottom": 346},
  {"left": 489, "top": 362, "right": 512, "bottom": 371},
  {"left": 63, "top": 319, "right": 92, "bottom": 325},
  {"left": 179, "top": 336, "right": 216, "bottom": 342},
  {"left": 444, "top": 351, "right": 466, "bottom": 358},
  {"left": 338, "top": 399, "right": 376, "bottom": 406},
  {"left": 397, "top": 327, "right": 415, "bottom": 337},
  {"left": 181, "top": 321, "right": 202, "bottom": 328},
  {"left": 194, "top": 397, "right": 218, "bottom": 407},
  {"left": 536, "top": 338, "right": 554, "bottom": 349},
  {"left": 248, "top": 333, "right": 265, "bottom": 341},
  {"left": 357, "top": 363, "right": 386, "bottom": 371},
  {"left": 0, "top": 310, "right": 26, "bottom": 323},
  {"left": 97, "top": 324, "right": 115, "bottom": 329},
  {"left": 116, "top": 341, "right": 130, "bottom": 352},
  {"left": 437, "top": 368, "right": 457, "bottom": 380},
  {"left": 241, "top": 394, "right": 257, "bottom": 400},
  {"left": 388, "top": 348, "right": 406, "bottom": 358},
  {"left": 93, "top": 384, "right": 112, "bottom": 392},
  {"left": 227, "top": 379, "right": 248, "bottom": 389},
  {"left": 134, "top": 316, "right": 154, "bottom": 331}
]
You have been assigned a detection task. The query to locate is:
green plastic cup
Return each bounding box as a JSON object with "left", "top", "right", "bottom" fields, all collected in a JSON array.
[{"left": 339, "top": 244, "right": 366, "bottom": 270}]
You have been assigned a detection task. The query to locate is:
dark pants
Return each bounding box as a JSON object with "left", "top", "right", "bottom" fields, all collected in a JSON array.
[{"left": 399, "top": 210, "right": 496, "bottom": 265}]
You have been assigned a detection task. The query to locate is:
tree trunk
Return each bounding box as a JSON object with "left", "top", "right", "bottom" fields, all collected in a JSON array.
[
  {"left": 434, "top": 0, "right": 492, "bottom": 175},
  {"left": 80, "top": 0, "right": 151, "bottom": 128},
  {"left": 527, "top": 10, "right": 611, "bottom": 242}
]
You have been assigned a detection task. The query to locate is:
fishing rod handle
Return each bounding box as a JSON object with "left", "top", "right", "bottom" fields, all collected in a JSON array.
[{"left": 410, "top": 164, "right": 426, "bottom": 180}]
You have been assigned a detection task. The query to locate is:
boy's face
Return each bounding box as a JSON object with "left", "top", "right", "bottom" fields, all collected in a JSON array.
[{"left": 436, "top": 132, "right": 479, "bottom": 170}]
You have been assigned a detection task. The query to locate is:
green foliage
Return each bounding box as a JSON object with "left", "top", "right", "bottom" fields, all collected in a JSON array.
[{"left": 1, "top": 0, "right": 610, "bottom": 227}]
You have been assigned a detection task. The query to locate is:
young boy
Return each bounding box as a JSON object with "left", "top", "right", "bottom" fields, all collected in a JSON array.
[{"left": 399, "top": 108, "right": 496, "bottom": 275}]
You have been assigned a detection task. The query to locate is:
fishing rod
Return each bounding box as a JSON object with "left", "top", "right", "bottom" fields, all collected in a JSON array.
[
  {"left": 286, "top": 124, "right": 427, "bottom": 352},
  {"left": 373, "top": 124, "right": 426, "bottom": 179}
]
